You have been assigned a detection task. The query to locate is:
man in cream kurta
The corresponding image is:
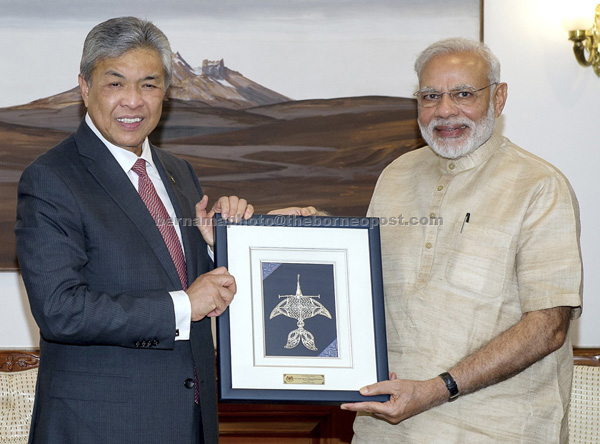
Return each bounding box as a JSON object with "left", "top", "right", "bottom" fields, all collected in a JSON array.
[{"left": 342, "top": 38, "right": 582, "bottom": 444}]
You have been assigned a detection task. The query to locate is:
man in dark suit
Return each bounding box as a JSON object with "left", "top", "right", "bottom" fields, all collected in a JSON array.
[{"left": 15, "top": 17, "right": 255, "bottom": 444}]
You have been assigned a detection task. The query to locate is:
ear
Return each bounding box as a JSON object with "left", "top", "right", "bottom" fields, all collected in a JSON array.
[
  {"left": 78, "top": 74, "right": 90, "bottom": 108},
  {"left": 493, "top": 82, "right": 508, "bottom": 117}
]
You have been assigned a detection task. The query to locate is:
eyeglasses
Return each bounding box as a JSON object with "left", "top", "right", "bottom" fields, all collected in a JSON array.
[{"left": 413, "top": 83, "right": 497, "bottom": 108}]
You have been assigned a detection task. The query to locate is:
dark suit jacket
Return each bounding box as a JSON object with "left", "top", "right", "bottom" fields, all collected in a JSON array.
[{"left": 16, "top": 120, "right": 217, "bottom": 444}]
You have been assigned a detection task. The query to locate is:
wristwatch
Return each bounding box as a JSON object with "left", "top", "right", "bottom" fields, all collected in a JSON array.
[{"left": 439, "top": 372, "right": 460, "bottom": 402}]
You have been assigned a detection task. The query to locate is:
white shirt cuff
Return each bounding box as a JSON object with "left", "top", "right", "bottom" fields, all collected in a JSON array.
[{"left": 170, "top": 290, "right": 191, "bottom": 341}]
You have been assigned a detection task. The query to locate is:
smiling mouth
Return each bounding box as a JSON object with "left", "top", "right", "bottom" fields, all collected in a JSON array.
[
  {"left": 117, "top": 117, "right": 143, "bottom": 124},
  {"left": 435, "top": 124, "right": 468, "bottom": 137}
]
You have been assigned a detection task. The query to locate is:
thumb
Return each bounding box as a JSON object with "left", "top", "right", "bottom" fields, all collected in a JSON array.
[
  {"left": 208, "top": 266, "right": 229, "bottom": 276},
  {"left": 196, "top": 195, "right": 209, "bottom": 218},
  {"left": 196, "top": 195, "right": 214, "bottom": 246},
  {"left": 211, "top": 267, "right": 236, "bottom": 290},
  {"left": 359, "top": 381, "right": 390, "bottom": 397}
]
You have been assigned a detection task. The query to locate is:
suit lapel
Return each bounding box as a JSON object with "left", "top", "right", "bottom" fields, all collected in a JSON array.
[{"left": 74, "top": 121, "right": 183, "bottom": 290}]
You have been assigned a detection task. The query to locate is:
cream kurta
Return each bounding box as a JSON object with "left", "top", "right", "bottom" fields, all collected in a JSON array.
[{"left": 353, "top": 133, "right": 582, "bottom": 444}]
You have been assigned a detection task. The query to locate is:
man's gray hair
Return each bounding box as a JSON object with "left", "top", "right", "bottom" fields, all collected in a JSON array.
[
  {"left": 80, "top": 17, "right": 173, "bottom": 89},
  {"left": 414, "top": 37, "right": 501, "bottom": 84}
]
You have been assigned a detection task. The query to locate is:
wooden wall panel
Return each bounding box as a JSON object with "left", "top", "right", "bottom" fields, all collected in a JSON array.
[{"left": 218, "top": 404, "right": 355, "bottom": 444}]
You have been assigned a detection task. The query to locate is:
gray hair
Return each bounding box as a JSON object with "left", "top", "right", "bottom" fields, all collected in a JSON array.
[
  {"left": 414, "top": 37, "right": 501, "bottom": 84},
  {"left": 80, "top": 17, "right": 173, "bottom": 89}
]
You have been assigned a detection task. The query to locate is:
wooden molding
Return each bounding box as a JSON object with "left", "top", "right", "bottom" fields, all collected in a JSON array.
[
  {"left": 573, "top": 347, "right": 600, "bottom": 367},
  {"left": 0, "top": 350, "right": 40, "bottom": 372}
]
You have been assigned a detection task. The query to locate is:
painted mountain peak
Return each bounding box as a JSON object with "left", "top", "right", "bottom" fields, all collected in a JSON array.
[
  {"left": 169, "top": 52, "right": 290, "bottom": 108},
  {"left": 10, "top": 52, "right": 291, "bottom": 111}
]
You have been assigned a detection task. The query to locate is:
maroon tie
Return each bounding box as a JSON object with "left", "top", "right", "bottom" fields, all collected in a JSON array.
[
  {"left": 132, "top": 159, "right": 198, "bottom": 404},
  {"left": 131, "top": 159, "right": 188, "bottom": 290}
]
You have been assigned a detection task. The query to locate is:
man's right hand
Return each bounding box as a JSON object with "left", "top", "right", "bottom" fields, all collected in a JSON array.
[{"left": 186, "top": 267, "right": 236, "bottom": 321}]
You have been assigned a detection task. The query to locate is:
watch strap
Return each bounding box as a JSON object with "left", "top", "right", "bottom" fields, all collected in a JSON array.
[{"left": 439, "top": 372, "right": 460, "bottom": 402}]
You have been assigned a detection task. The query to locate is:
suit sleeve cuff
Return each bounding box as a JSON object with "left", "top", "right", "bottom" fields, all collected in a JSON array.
[{"left": 170, "top": 290, "right": 191, "bottom": 341}]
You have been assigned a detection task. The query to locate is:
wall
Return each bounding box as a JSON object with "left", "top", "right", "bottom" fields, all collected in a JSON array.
[
  {"left": 2, "top": 1, "right": 599, "bottom": 347},
  {"left": 484, "top": 0, "right": 600, "bottom": 346},
  {"left": 0, "top": 1, "right": 480, "bottom": 348},
  {"left": 0, "top": 273, "right": 38, "bottom": 347}
]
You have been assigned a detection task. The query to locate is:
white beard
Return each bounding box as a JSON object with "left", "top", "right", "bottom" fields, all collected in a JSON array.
[{"left": 418, "top": 105, "right": 495, "bottom": 159}]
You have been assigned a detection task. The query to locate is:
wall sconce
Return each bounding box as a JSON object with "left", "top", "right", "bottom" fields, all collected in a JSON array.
[{"left": 567, "top": 4, "right": 600, "bottom": 76}]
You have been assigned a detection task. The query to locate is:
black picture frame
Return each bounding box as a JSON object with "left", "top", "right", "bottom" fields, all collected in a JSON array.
[{"left": 214, "top": 214, "right": 389, "bottom": 403}]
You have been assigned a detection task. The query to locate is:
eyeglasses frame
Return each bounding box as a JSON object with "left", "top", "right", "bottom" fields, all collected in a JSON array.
[{"left": 413, "top": 83, "right": 499, "bottom": 108}]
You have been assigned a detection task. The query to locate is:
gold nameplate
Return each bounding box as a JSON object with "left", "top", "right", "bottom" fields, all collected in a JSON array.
[{"left": 283, "top": 374, "right": 325, "bottom": 385}]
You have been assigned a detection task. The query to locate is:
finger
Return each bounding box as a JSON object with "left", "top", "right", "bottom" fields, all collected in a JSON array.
[
  {"left": 209, "top": 196, "right": 229, "bottom": 219},
  {"left": 219, "top": 273, "right": 236, "bottom": 295},
  {"left": 342, "top": 399, "right": 398, "bottom": 424},
  {"left": 221, "top": 196, "right": 237, "bottom": 220},
  {"left": 359, "top": 380, "right": 396, "bottom": 396},
  {"left": 217, "top": 285, "right": 236, "bottom": 305},
  {"left": 207, "top": 295, "right": 230, "bottom": 318},
  {"left": 340, "top": 401, "right": 387, "bottom": 414},
  {"left": 300, "top": 206, "right": 317, "bottom": 216},
  {"left": 243, "top": 203, "right": 254, "bottom": 220},
  {"left": 358, "top": 380, "right": 395, "bottom": 397},
  {"left": 205, "top": 284, "right": 235, "bottom": 318},
  {"left": 195, "top": 196, "right": 209, "bottom": 220},
  {"left": 231, "top": 198, "right": 247, "bottom": 222},
  {"left": 195, "top": 196, "right": 215, "bottom": 245},
  {"left": 197, "top": 195, "right": 209, "bottom": 211},
  {"left": 207, "top": 268, "right": 237, "bottom": 295},
  {"left": 269, "top": 207, "right": 301, "bottom": 216}
]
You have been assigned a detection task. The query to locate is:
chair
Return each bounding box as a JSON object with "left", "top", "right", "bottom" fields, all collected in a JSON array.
[
  {"left": 1, "top": 348, "right": 599, "bottom": 443},
  {"left": 0, "top": 351, "right": 39, "bottom": 444},
  {"left": 569, "top": 349, "right": 600, "bottom": 444}
]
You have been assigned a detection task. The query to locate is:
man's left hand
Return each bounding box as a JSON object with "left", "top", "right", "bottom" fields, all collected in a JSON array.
[{"left": 196, "top": 195, "right": 254, "bottom": 247}]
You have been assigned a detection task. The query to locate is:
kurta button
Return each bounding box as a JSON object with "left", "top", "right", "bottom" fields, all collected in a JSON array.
[
  {"left": 437, "top": 186, "right": 444, "bottom": 191},
  {"left": 425, "top": 242, "right": 432, "bottom": 249},
  {"left": 448, "top": 163, "right": 455, "bottom": 170},
  {"left": 430, "top": 213, "right": 436, "bottom": 218},
  {"left": 184, "top": 378, "right": 195, "bottom": 389}
]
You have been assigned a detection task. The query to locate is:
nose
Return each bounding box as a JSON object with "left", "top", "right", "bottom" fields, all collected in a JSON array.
[
  {"left": 121, "top": 85, "right": 144, "bottom": 109},
  {"left": 435, "top": 93, "right": 459, "bottom": 118}
]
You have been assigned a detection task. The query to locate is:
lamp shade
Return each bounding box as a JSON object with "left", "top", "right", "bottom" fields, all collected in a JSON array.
[{"left": 562, "top": 2, "right": 597, "bottom": 30}]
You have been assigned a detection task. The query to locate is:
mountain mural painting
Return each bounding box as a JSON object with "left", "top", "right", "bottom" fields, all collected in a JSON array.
[{"left": 0, "top": 53, "right": 424, "bottom": 270}]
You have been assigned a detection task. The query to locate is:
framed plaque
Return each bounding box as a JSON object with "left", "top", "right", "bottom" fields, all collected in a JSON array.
[{"left": 214, "top": 214, "right": 388, "bottom": 403}]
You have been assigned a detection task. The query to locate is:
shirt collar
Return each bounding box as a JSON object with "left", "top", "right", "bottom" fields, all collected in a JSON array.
[
  {"left": 437, "top": 132, "right": 503, "bottom": 174},
  {"left": 85, "top": 113, "right": 156, "bottom": 173}
]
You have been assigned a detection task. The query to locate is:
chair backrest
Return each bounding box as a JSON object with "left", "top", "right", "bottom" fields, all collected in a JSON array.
[
  {"left": 1, "top": 348, "right": 599, "bottom": 443},
  {"left": 569, "top": 349, "right": 600, "bottom": 444},
  {"left": 0, "top": 351, "right": 39, "bottom": 444}
]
